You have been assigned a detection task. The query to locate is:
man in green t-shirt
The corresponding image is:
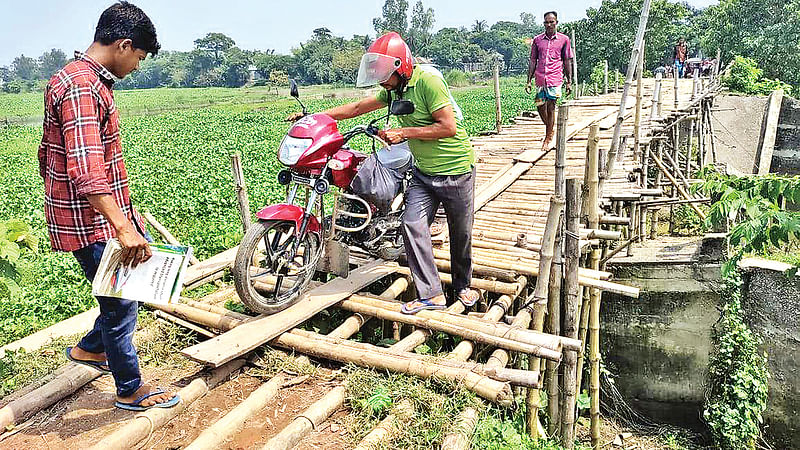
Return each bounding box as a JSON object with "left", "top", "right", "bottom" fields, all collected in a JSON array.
[{"left": 289, "top": 32, "right": 478, "bottom": 313}]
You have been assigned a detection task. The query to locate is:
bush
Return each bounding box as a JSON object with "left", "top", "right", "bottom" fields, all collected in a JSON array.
[
  {"left": 723, "top": 56, "right": 793, "bottom": 97},
  {"left": 704, "top": 273, "right": 769, "bottom": 450},
  {"left": 2, "top": 80, "right": 24, "bottom": 94},
  {"left": 445, "top": 69, "right": 470, "bottom": 87},
  {"left": 589, "top": 61, "right": 623, "bottom": 92}
]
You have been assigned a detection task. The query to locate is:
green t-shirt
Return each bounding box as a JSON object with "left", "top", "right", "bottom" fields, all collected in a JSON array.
[{"left": 376, "top": 65, "right": 474, "bottom": 175}]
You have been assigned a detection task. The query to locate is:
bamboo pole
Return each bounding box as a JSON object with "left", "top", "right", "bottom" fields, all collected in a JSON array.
[
  {"left": 560, "top": 179, "right": 582, "bottom": 448},
  {"left": 634, "top": 42, "right": 644, "bottom": 162},
  {"left": 186, "top": 373, "right": 285, "bottom": 450},
  {"left": 353, "top": 399, "right": 414, "bottom": 450},
  {"left": 494, "top": 61, "right": 502, "bottom": 133},
  {"left": 649, "top": 73, "right": 662, "bottom": 121},
  {"left": 278, "top": 330, "right": 514, "bottom": 404},
  {"left": 89, "top": 359, "right": 247, "bottom": 450},
  {"left": 546, "top": 179, "right": 566, "bottom": 435},
  {"left": 603, "top": 60, "right": 608, "bottom": 95},
  {"left": 230, "top": 152, "right": 251, "bottom": 232},
  {"left": 673, "top": 68, "right": 679, "bottom": 111},
  {"left": 589, "top": 247, "right": 603, "bottom": 448},
  {"left": 608, "top": 0, "right": 651, "bottom": 162},
  {"left": 0, "top": 363, "right": 102, "bottom": 431},
  {"left": 442, "top": 407, "right": 479, "bottom": 450},
  {"left": 143, "top": 212, "right": 201, "bottom": 265},
  {"left": 337, "top": 296, "right": 563, "bottom": 360},
  {"left": 260, "top": 386, "right": 346, "bottom": 450},
  {"left": 341, "top": 293, "right": 578, "bottom": 352},
  {"left": 649, "top": 151, "right": 707, "bottom": 219}
]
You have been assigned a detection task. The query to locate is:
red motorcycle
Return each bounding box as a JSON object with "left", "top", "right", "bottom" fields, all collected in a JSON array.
[{"left": 233, "top": 80, "right": 415, "bottom": 314}]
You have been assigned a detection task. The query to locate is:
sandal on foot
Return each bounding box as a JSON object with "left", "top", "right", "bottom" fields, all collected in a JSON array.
[
  {"left": 65, "top": 347, "right": 111, "bottom": 374},
  {"left": 401, "top": 299, "right": 447, "bottom": 315},
  {"left": 429, "top": 220, "right": 446, "bottom": 236},
  {"left": 458, "top": 289, "right": 481, "bottom": 308},
  {"left": 115, "top": 388, "right": 180, "bottom": 411}
]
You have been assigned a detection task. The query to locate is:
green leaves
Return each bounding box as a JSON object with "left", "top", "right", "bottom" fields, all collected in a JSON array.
[{"left": 704, "top": 273, "right": 769, "bottom": 450}]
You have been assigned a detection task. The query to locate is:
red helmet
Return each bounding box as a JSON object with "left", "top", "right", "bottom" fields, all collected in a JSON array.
[{"left": 356, "top": 32, "right": 413, "bottom": 87}]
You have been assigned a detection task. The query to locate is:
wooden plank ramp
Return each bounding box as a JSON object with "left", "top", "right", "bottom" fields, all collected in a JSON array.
[{"left": 181, "top": 259, "right": 398, "bottom": 367}]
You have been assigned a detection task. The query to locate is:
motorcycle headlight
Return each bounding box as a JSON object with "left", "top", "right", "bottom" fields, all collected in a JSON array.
[{"left": 278, "top": 136, "right": 312, "bottom": 165}]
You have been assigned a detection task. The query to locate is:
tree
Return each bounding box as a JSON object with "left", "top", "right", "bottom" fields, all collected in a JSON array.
[
  {"left": 312, "top": 27, "right": 332, "bottom": 40},
  {"left": 373, "top": 0, "right": 409, "bottom": 35},
  {"left": 221, "top": 47, "right": 252, "bottom": 87},
  {"left": 12, "top": 55, "right": 39, "bottom": 80},
  {"left": 38, "top": 49, "right": 67, "bottom": 80},
  {"left": 408, "top": 1, "right": 435, "bottom": 55},
  {"left": 193, "top": 33, "right": 236, "bottom": 63},
  {"left": 473, "top": 20, "right": 487, "bottom": 33}
]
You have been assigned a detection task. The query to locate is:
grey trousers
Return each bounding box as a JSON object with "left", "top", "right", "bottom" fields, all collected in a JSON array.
[{"left": 402, "top": 166, "right": 475, "bottom": 300}]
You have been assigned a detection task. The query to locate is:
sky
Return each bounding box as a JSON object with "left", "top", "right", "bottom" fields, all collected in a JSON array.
[{"left": 0, "top": 0, "right": 720, "bottom": 67}]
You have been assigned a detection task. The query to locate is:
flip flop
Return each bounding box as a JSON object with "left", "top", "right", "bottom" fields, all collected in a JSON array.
[
  {"left": 458, "top": 289, "right": 481, "bottom": 308},
  {"left": 429, "top": 221, "right": 446, "bottom": 236},
  {"left": 115, "top": 388, "right": 181, "bottom": 411},
  {"left": 65, "top": 347, "right": 111, "bottom": 374},
  {"left": 401, "top": 299, "right": 447, "bottom": 315}
]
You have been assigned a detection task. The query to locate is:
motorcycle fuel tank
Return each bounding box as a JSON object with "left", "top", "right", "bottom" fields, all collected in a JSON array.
[
  {"left": 330, "top": 149, "right": 367, "bottom": 189},
  {"left": 284, "top": 114, "right": 345, "bottom": 171}
]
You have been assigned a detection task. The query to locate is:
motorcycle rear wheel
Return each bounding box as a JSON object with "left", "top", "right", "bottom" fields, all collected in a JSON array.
[{"left": 233, "top": 220, "right": 320, "bottom": 315}]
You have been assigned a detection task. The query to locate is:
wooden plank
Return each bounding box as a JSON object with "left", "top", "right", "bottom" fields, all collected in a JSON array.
[
  {"left": 183, "top": 246, "right": 238, "bottom": 286},
  {"left": 180, "top": 259, "right": 398, "bottom": 367},
  {"left": 754, "top": 89, "right": 784, "bottom": 175}
]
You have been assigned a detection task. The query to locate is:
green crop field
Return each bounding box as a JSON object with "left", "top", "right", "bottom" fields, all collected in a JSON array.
[{"left": 0, "top": 78, "right": 532, "bottom": 346}]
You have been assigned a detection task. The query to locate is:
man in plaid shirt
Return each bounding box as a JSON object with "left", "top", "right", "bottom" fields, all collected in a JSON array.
[{"left": 38, "top": 2, "right": 178, "bottom": 411}]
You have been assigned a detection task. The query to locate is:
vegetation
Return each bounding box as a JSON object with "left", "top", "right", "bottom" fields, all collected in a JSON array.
[
  {"left": 704, "top": 273, "right": 769, "bottom": 450},
  {"left": 722, "top": 56, "right": 794, "bottom": 97},
  {"left": 692, "top": 167, "right": 800, "bottom": 276}
]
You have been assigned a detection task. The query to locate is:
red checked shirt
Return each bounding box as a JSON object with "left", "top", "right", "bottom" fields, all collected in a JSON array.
[{"left": 38, "top": 51, "right": 144, "bottom": 252}]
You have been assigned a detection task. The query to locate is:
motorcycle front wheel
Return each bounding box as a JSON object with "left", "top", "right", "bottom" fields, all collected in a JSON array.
[{"left": 233, "top": 220, "right": 320, "bottom": 314}]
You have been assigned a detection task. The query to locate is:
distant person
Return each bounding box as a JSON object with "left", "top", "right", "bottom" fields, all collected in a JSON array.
[
  {"left": 37, "top": 1, "right": 178, "bottom": 412},
  {"left": 526, "top": 11, "right": 574, "bottom": 151},
  {"left": 673, "top": 37, "right": 689, "bottom": 78}
]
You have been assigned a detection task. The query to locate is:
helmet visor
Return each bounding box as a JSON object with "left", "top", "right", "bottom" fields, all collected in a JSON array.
[{"left": 356, "top": 53, "right": 400, "bottom": 88}]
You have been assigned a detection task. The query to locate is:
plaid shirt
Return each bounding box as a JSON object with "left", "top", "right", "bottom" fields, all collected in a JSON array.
[{"left": 38, "top": 51, "right": 144, "bottom": 252}]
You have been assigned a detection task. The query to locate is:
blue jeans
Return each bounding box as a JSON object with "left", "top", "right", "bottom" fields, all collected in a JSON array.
[
  {"left": 73, "top": 241, "right": 141, "bottom": 397},
  {"left": 674, "top": 61, "right": 685, "bottom": 78}
]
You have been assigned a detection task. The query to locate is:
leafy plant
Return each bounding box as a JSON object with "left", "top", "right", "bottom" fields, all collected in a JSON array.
[
  {"left": 0, "top": 219, "right": 37, "bottom": 299},
  {"left": 722, "top": 56, "right": 793, "bottom": 97},
  {"left": 703, "top": 273, "right": 769, "bottom": 450},
  {"left": 692, "top": 167, "right": 800, "bottom": 276}
]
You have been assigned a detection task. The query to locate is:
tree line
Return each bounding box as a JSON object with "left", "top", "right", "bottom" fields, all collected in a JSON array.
[{"left": 1, "top": 0, "right": 797, "bottom": 93}]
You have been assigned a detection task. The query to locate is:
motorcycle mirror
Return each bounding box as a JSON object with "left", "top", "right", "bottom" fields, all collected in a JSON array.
[
  {"left": 289, "top": 79, "right": 299, "bottom": 98},
  {"left": 390, "top": 99, "right": 415, "bottom": 116}
]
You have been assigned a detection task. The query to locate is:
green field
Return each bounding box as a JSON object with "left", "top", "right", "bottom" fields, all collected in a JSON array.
[{"left": 0, "top": 78, "right": 532, "bottom": 346}]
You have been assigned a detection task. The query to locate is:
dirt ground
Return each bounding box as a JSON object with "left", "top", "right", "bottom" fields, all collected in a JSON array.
[{"left": 0, "top": 363, "right": 351, "bottom": 450}]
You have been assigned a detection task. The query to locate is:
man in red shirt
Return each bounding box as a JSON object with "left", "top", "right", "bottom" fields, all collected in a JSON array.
[
  {"left": 526, "top": 11, "right": 574, "bottom": 151},
  {"left": 38, "top": 2, "right": 177, "bottom": 411}
]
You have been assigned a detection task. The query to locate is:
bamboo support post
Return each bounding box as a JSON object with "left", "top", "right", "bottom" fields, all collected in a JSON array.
[
  {"left": 560, "top": 179, "right": 582, "bottom": 448},
  {"left": 650, "top": 152, "right": 707, "bottom": 219},
  {"left": 589, "top": 247, "right": 603, "bottom": 448},
  {"left": 603, "top": 60, "right": 608, "bottom": 94},
  {"left": 230, "top": 152, "right": 251, "bottom": 232},
  {"left": 634, "top": 42, "right": 644, "bottom": 161},
  {"left": 143, "top": 212, "right": 201, "bottom": 265},
  {"left": 673, "top": 68, "right": 679, "bottom": 111},
  {"left": 353, "top": 399, "right": 414, "bottom": 450},
  {"left": 494, "top": 61, "right": 502, "bottom": 133},
  {"left": 650, "top": 73, "right": 662, "bottom": 121},
  {"left": 627, "top": 202, "right": 636, "bottom": 257},
  {"left": 89, "top": 359, "right": 246, "bottom": 450}
]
